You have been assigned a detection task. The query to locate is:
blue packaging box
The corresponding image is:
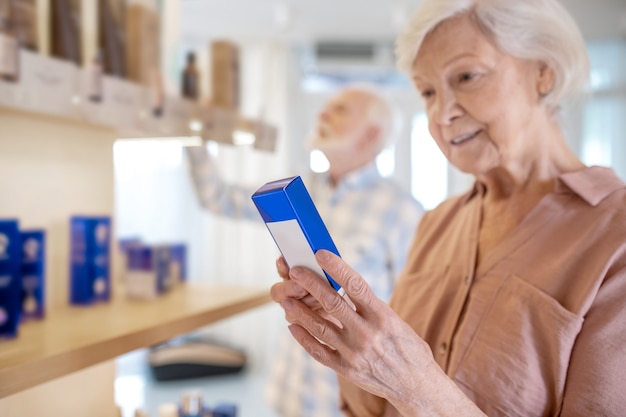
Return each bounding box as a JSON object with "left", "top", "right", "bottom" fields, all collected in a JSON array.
[
  {"left": 169, "top": 244, "right": 187, "bottom": 283},
  {"left": 125, "top": 245, "right": 173, "bottom": 299},
  {"left": 251, "top": 176, "right": 343, "bottom": 293},
  {"left": 70, "top": 216, "right": 111, "bottom": 305},
  {"left": 20, "top": 230, "right": 46, "bottom": 320},
  {"left": 212, "top": 403, "right": 238, "bottom": 417},
  {"left": 0, "top": 219, "right": 22, "bottom": 338}
]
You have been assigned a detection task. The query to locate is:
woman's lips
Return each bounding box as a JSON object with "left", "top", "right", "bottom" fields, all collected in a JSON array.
[{"left": 451, "top": 130, "right": 481, "bottom": 145}]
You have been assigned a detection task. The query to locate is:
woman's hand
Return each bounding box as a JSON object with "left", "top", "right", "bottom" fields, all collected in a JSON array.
[
  {"left": 271, "top": 250, "right": 432, "bottom": 408},
  {"left": 271, "top": 250, "right": 485, "bottom": 416}
]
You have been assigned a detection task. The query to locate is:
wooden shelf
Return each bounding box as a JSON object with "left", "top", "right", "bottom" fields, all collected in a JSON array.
[
  {"left": 0, "top": 283, "right": 271, "bottom": 399},
  {"left": 0, "top": 50, "right": 200, "bottom": 138}
]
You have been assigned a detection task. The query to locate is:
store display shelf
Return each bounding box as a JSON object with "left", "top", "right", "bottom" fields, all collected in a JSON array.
[
  {"left": 0, "top": 283, "right": 271, "bottom": 399},
  {"left": 0, "top": 50, "right": 200, "bottom": 138}
]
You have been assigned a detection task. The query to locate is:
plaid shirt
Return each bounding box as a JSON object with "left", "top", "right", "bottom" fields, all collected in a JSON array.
[{"left": 186, "top": 147, "right": 424, "bottom": 417}]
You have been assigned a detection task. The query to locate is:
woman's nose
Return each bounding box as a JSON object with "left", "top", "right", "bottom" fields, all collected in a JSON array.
[{"left": 433, "top": 90, "right": 463, "bottom": 126}]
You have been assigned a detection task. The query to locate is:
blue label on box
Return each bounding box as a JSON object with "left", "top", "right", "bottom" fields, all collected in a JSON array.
[
  {"left": 127, "top": 245, "right": 173, "bottom": 296},
  {"left": 251, "top": 176, "right": 342, "bottom": 292},
  {"left": 70, "top": 216, "right": 111, "bottom": 305},
  {"left": 170, "top": 244, "right": 187, "bottom": 282},
  {"left": 21, "top": 230, "right": 46, "bottom": 320},
  {"left": 0, "top": 219, "right": 22, "bottom": 338}
]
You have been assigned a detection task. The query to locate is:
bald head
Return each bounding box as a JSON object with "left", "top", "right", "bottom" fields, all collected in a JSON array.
[{"left": 308, "top": 85, "right": 396, "bottom": 182}]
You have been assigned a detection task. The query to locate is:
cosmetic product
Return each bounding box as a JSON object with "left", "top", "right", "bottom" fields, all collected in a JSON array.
[
  {"left": 0, "top": 1, "right": 19, "bottom": 83},
  {"left": 69, "top": 216, "right": 111, "bottom": 305},
  {"left": 49, "top": 0, "right": 81, "bottom": 65},
  {"left": 251, "top": 176, "right": 344, "bottom": 294},
  {"left": 88, "top": 50, "right": 103, "bottom": 102},
  {"left": 13, "top": 0, "right": 37, "bottom": 51},
  {"left": 125, "top": 244, "right": 172, "bottom": 299},
  {"left": 212, "top": 403, "right": 237, "bottom": 417},
  {"left": 150, "top": 68, "right": 164, "bottom": 117},
  {"left": 20, "top": 230, "right": 45, "bottom": 320},
  {"left": 157, "top": 403, "right": 179, "bottom": 417},
  {"left": 180, "top": 390, "right": 204, "bottom": 417},
  {"left": 126, "top": 4, "right": 160, "bottom": 85},
  {"left": 169, "top": 244, "right": 187, "bottom": 283},
  {"left": 0, "top": 219, "right": 21, "bottom": 339},
  {"left": 182, "top": 51, "right": 199, "bottom": 101},
  {"left": 99, "top": 0, "right": 125, "bottom": 77},
  {"left": 211, "top": 40, "right": 239, "bottom": 110}
]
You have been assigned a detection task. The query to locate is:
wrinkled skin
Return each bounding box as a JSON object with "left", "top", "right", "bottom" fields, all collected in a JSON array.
[{"left": 271, "top": 250, "right": 484, "bottom": 416}]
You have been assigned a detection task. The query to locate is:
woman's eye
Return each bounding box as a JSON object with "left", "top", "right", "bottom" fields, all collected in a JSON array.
[
  {"left": 459, "top": 72, "right": 476, "bottom": 82},
  {"left": 421, "top": 89, "right": 434, "bottom": 99}
]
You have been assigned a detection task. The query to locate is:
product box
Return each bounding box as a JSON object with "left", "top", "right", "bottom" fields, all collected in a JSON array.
[
  {"left": 211, "top": 40, "right": 239, "bottom": 110},
  {"left": 251, "top": 176, "right": 343, "bottom": 293},
  {"left": 20, "top": 229, "right": 45, "bottom": 320},
  {"left": 70, "top": 216, "right": 111, "bottom": 305},
  {"left": 125, "top": 245, "right": 173, "bottom": 299},
  {"left": 125, "top": 4, "right": 160, "bottom": 86},
  {"left": 169, "top": 244, "right": 187, "bottom": 283},
  {"left": 0, "top": 219, "right": 22, "bottom": 338},
  {"left": 212, "top": 403, "right": 237, "bottom": 417}
]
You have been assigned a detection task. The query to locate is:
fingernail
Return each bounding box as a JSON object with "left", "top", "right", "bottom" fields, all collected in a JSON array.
[
  {"left": 316, "top": 250, "right": 330, "bottom": 261},
  {"left": 290, "top": 266, "right": 303, "bottom": 280}
]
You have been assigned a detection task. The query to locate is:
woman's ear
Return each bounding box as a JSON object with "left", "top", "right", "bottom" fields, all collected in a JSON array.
[{"left": 537, "top": 62, "right": 556, "bottom": 97}]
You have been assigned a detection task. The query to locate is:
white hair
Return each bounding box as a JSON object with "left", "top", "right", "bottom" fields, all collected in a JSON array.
[
  {"left": 342, "top": 83, "right": 399, "bottom": 152},
  {"left": 395, "top": 0, "right": 590, "bottom": 111}
]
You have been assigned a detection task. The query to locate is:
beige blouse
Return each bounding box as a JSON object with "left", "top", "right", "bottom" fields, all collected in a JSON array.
[{"left": 339, "top": 166, "right": 626, "bottom": 417}]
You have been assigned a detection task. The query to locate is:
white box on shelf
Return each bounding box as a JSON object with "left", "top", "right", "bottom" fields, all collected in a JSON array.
[{"left": 19, "top": 51, "right": 80, "bottom": 119}]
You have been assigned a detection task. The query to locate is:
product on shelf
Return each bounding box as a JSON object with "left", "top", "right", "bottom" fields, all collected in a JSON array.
[
  {"left": 0, "top": 0, "right": 20, "bottom": 82},
  {"left": 50, "top": 0, "right": 82, "bottom": 65},
  {"left": 180, "top": 390, "right": 204, "bottom": 417},
  {"left": 211, "top": 40, "right": 239, "bottom": 110},
  {"left": 99, "top": 0, "right": 126, "bottom": 77},
  {"left": 124, "top": 244, "right": 175, "bottom": 299},
  {"left": 20, "top": 229, "right": 45, "bottom": 320},
  {"left": 157, "top": 403, "right": 179, "bottom": 417},
  {"left": 13, "top": 0, "right": 38, "bottom": 51},
  {"left": 0, "top": 219, "right": 22, "bottom": 339},
  {"left": 87, "top": 49, "right": 104, "bottom": 102},
  {"left": 69, "top": 216, "right": 112, "bottom": 305},
  {"left": 125, "top": 3, "right": 160, "bottom": 86},
  {"left": 182, "top": 51, "right": 200, "bottom": 101}
]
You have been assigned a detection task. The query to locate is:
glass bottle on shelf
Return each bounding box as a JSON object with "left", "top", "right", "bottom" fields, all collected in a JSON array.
[
  {"left": 0, "top": 1, "right": 19, "bottom": 83},
  {"left": 181, "top": 51, "right": 199, "bottom": 101},
  {"left": 88, "top": 50, "right": 104, "bottom": 103}
]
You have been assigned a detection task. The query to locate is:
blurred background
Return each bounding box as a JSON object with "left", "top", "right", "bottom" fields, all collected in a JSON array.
[{"left": 0, "top": 0, "right": 624, "bottom": 416}]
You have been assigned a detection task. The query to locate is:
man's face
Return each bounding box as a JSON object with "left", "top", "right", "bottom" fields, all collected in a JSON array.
[{"left": 308, "top": 90, "right": 372, "bottom": 156}]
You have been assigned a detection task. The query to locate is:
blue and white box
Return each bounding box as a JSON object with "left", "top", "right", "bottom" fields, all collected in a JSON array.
[
  {"left": 212, "top": 403, "right": 238, "bottom": 417},
  {"left": 0, "top": 219, "right": 22, "bottom": 338},
  {"left": 169, "top": 244, "right": 187, "bottom": 283},
  {"left": 21, "top": 230, "right": 46, "bottom": 320},
  {"left": 125, "top": 245, "right": 173, "bottom": 299},
  {"left": 251, "top": 176, "right": 343, "bottom": 294},
  {"left": 70, "top": 216, "right": 111, "bottom": 305}
]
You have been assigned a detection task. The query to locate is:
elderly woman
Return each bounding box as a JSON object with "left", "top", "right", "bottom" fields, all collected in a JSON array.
[{"left": 271, "top": 0, "right": 626, "bottom": 416}]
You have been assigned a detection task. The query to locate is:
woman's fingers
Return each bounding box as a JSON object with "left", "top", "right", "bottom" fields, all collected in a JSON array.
[
  {"left": 270, "top": 279, "right": 310, "bottom": 302},
  {"left": 281, "top": 297, "right": 346, "bottom": 356},
  {"left": 288, "top": 262, "right": 363, "bottom": 330},
  {"left": 287, "top": 323, "right": 342, "bottom": 369},
  {"left": 276, "top": 256, "right": 289, "bottom": 280}
]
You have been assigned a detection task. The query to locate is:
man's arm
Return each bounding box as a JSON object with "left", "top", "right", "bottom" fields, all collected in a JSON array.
[{"left": 185, "top": 146, "right": 261, "bottom": 221}]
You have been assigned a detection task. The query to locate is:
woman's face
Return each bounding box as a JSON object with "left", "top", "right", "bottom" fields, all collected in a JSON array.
[{"left": 412, "top": 14, "right": 546, "bottom": 177}]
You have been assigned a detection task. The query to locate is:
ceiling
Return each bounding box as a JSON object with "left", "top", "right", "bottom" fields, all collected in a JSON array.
[{"left": 180, "top": 0, "right": 626, "bottom": 46}]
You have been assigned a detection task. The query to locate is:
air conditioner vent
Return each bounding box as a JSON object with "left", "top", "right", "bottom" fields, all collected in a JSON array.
[{"left": 315, "top": 41, "right": 376, "bottom": 61}]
